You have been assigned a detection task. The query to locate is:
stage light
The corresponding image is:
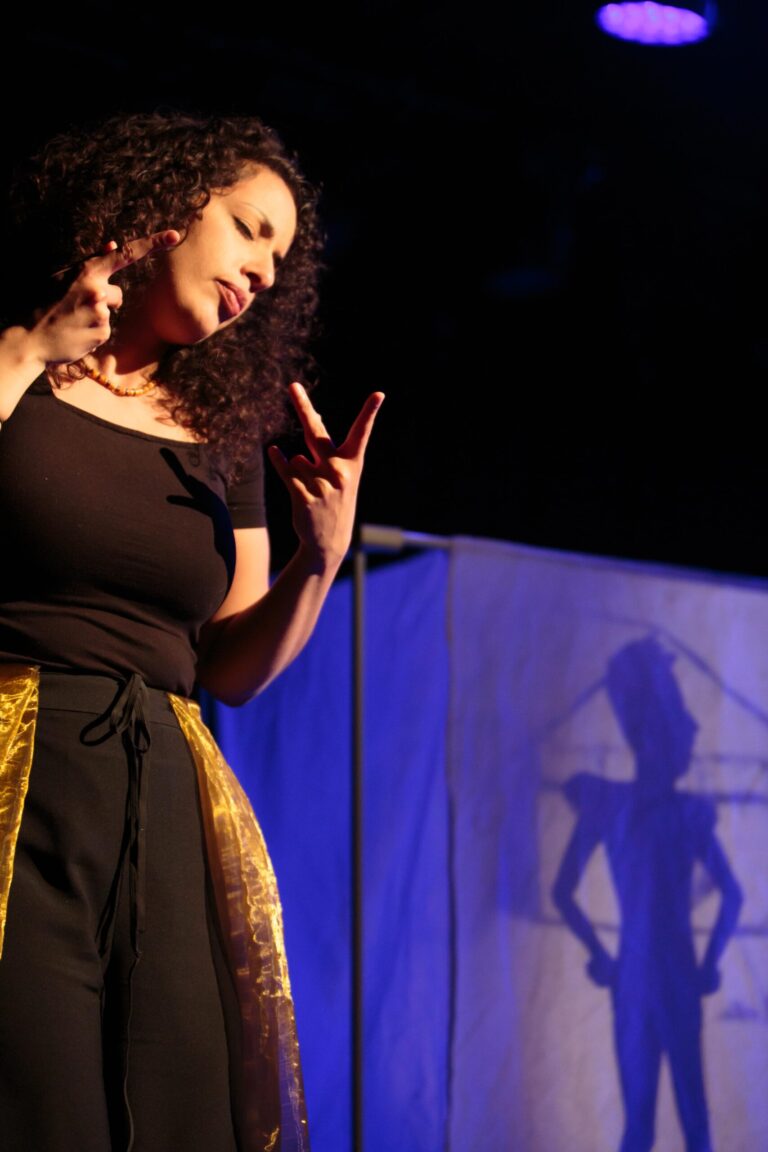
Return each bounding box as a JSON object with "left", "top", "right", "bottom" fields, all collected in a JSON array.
[{"left": 595, "top": 1, "right": 717, "bottom": 45}]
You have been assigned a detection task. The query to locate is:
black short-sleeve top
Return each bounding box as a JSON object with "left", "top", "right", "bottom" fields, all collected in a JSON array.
[{"left": 0, "top": 377, "right": 267, "bottom": 695}]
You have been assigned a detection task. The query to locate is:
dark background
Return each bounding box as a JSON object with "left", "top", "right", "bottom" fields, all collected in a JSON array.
[{"left": 6, "top": 2, "right": 768, "bottom": 580}]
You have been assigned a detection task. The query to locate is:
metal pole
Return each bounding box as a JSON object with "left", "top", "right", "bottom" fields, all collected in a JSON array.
[
  {"left": 359, "top": 523, "right": 451, "bottom": 553},
  {"left": 352, "top": 540, "right": 366, "bottom": 1152},
  {"left": 350, "top": 524, "right": 451, "bottom": 1152}
]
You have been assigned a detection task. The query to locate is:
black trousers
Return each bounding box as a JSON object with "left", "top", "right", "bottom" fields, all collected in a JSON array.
[{"left": 0, "top": 672, "right": 242, "bottom": 1152}]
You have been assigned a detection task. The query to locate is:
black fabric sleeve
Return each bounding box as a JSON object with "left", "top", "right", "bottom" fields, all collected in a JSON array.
[{"left": 226, "top": 448, "right": 267, "bottom": 529}]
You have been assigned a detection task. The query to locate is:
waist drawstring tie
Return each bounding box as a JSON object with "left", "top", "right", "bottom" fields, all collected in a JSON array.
[
  {"left": 94, "top": 672, "right": 152, "bottom": 1152},
  {"left": 109, "top": 672, "right": 149, "bottom": 1147},
  {"left": 108, "top": 672, "right": 151, "bottom": 964}
]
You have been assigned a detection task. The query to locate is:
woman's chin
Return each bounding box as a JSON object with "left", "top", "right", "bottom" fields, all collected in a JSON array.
[{"left": 159, "top": 317, "right": 221, "bottom": 348}]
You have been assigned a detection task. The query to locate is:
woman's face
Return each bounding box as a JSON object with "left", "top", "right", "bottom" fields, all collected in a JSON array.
[{"left": 140, "top": 164, "right": 298, "bottom": 347}]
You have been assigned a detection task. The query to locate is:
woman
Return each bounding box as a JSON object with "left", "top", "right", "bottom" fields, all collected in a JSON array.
[{"left": 0, "top": 109, "right": 383, "bottom": 1151}]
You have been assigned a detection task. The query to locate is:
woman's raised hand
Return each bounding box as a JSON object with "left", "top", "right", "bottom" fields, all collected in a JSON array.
[
  {"left": 33, "top": 230, "right": 180, "bottom": 366},
  {"left": 267, "top": 382, "right": 385, "bottom": 570}
]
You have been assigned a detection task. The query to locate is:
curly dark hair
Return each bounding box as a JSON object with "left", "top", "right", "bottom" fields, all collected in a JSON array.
[{"left": 2, "top": 108, "right": 324, "bottom": 480}]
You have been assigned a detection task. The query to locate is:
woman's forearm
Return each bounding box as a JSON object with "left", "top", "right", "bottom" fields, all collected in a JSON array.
[
  {"left": 195, "top": 543, "right": 343, "bottom": 706},
  {"left": 0, "top": 326, "right": 48, "bottom": 421}
]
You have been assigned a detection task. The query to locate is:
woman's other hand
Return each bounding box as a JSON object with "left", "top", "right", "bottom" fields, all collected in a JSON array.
[{"left": 267, "top": 382, "right": 385, "bottom": 572}]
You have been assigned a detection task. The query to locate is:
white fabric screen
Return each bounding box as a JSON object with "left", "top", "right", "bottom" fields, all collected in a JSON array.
[{"left": 205, "top": 535, "right": 768, "bottom": 1152}]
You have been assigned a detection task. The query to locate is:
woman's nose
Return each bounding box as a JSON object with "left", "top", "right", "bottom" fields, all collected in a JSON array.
[{"left": 245, "top": 249, "right": 276, "bottom": 293}]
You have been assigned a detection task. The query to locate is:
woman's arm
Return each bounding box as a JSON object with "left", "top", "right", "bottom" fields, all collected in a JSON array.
[{"left": 196, "top": 382, "right": 384, "bottom": 706}]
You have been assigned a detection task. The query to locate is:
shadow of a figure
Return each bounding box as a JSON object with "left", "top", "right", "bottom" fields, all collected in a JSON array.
[{"left": 551, "top": 636, "right": 743, "bottom": 1152}]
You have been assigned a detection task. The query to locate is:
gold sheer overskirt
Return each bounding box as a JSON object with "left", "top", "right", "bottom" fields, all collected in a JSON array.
[
  {"left": 170, "top": 694, "right": 310, "bottom": 1152},
  {"left": 0, "top": 665, "right": 39, "bottom": 958}
]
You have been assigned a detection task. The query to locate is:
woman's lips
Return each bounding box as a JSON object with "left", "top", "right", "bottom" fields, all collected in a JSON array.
[{"left": 217, "top": 280, "right": 247, "bottom": 320}]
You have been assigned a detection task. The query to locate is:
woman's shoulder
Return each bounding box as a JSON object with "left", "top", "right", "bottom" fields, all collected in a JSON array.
[{"left": 26, "top": 374, "right": 53, "bottom": 396}]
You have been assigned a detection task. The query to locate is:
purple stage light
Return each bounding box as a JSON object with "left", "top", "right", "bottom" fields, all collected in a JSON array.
[{"left": 595, "top": 1, "right": 715, "bottom": 45}]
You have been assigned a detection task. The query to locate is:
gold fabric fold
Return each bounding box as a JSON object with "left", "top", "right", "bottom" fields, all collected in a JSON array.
[
  {"left": 169, "top": 694, "right": 310, "bottom": 1152},
  {"left": 0, "top": 665, "right": 39, "bottom": 958}
]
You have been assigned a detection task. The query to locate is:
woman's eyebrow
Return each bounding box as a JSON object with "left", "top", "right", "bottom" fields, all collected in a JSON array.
[{"left": 240, "top": 202, "right": 275, "bottom": 238}]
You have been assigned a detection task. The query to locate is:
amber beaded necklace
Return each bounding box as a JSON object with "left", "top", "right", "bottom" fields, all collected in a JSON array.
[{"left": 83, "top": 364, "right": 157, "bottom": 398}]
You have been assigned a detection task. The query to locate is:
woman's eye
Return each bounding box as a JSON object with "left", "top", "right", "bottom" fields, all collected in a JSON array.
[{"left": 234, "top": 217, "right": 253, "bottom": 240}]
